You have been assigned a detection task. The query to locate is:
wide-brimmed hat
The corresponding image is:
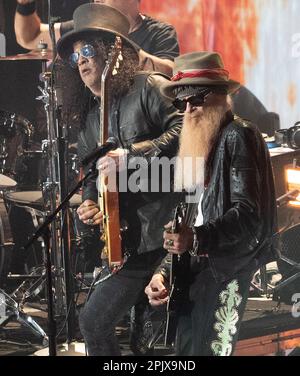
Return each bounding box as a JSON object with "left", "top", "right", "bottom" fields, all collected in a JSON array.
[
  {"left": 57, "top": 3, "right": 139, "bottom": 60},
  {"left": 161, "top": 51, "right": 240, "bottom": 99}
]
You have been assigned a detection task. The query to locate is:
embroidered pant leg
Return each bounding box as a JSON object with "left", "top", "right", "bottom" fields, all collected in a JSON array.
[{"left": 176, "top": 268, "right": 252, "bottom": 356}]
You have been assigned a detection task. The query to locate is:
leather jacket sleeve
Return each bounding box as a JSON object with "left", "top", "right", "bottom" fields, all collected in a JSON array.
[
  {"left": 77, "top": 73, "right": 182, "bottom": 205},
  {"left": 196, "top": 125, "right": 264, "bottom": 255},
  {"left": 154, "top": 252, "right": 172, "bottom": 280},
  {"left": 128, "top": 74, "right": 183, "bottom": 161}
]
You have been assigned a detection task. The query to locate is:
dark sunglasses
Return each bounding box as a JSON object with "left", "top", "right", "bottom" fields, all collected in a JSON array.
[
  {"left": 69, "top": 44, "right": 97, "bottom": 68},
  {"left": 173, "top": 92, "right": 212, "bottom": 113}
]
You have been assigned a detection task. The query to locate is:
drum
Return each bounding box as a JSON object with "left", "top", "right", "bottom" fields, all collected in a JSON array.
[
  {"left": 4, "top": 191, "right": 81, "bottom": 274},
  {"left": 15, "top": 151, "right": 46, "bottom": 190},
  {"left": 14, "top": 150, "right": 80, "bottom": 191},
  {"left": 0, "top": 174, "right": 17, "bottom": 189},
  {"left": 0, "top": 109, "right": 33, "bottom": 177}
]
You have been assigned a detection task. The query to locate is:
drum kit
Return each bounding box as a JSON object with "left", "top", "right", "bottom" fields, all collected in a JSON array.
[{"left": 0, "top": 47, "right": 82, "bottom": 344}]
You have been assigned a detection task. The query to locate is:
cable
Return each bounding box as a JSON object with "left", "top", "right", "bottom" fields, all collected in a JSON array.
[{"left": 55, "top": 299, "right": 73, "bottom": 340}]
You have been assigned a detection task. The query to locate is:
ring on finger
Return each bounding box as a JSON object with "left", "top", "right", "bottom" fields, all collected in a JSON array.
[
  {"left": 87, "top": 218, "right": 94, "bottom": 225},
  {"left": 166, "top": 239, "right": 174, "bottom": 247}
]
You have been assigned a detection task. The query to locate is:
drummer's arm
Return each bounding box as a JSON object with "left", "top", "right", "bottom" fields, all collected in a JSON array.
[{"left": 15, "top": 1, "right": 61, "bottom": 50}]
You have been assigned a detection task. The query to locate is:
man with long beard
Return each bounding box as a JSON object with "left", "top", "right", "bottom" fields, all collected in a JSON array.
[{"left": 145, "top": 52, "right": 278, "bottom": 356}]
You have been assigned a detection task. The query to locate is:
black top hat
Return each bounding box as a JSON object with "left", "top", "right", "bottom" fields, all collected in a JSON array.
[{"left": 57, "top": 3, "right": 139, "bottom": 60}]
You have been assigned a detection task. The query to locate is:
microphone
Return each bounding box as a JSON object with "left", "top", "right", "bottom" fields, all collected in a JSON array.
[{"left": 81, "top": 137, "right": 118, "bottom": 166}]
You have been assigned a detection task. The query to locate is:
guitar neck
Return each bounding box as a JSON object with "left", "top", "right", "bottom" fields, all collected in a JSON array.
[{"left": 97, "top": 37, "right": 123, "bottom": 268}]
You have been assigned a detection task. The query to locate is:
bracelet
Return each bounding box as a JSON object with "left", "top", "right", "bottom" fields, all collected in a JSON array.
[
  {"left": 128, "top": 144, "right": 139, "bottom": 157},
  {"left": 188, "top": 226, "right": 199, "bottom": 257},
  {"left": 16, "top": 1, "right": 36, "bottom": 16}
]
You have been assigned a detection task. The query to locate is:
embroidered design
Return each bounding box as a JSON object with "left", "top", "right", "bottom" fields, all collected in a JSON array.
[{"left": 211, "top": 280, "right": 242, "bottom": 356}]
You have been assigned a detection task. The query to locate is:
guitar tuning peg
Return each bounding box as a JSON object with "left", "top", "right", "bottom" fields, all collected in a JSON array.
[
  {"left": 115, "top": 61, "right": 120, "bottom": 69},
  {"left": 118, "top": 53, "right": 123, "bottom": 61},
  {"left": 112, "top": 68, "right": 118, "bottom": 76}
]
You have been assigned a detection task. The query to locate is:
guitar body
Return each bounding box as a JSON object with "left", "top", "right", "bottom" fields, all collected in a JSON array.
[
  {"left": 164, "top": 252, "right": 190, "bottom": 346},
  {"left": 102, "top": 178, "right": 122, "bottom": 267}
]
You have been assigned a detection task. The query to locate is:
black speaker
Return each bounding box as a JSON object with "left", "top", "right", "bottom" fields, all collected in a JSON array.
[{"left": 274, "top": 224, "right": 300, "bottom": 303}]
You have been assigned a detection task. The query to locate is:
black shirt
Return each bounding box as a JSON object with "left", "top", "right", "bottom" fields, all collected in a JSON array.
[{"left": 60, "top": 15, "right": 179, "bottom": 60}]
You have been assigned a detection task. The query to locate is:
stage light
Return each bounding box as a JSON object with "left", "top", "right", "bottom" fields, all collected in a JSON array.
[{"left": 285, "top": 165, "right": 300, "bottom": 206}]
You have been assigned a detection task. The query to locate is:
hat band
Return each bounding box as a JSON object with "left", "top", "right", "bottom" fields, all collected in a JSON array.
[{"left": 171, "top": 69, "right": 229, "bottom": 82}]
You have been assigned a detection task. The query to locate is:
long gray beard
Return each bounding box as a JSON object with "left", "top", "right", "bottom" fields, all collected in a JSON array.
[{"left": 174, "top": 105, "right": 228, "bottom": 192}]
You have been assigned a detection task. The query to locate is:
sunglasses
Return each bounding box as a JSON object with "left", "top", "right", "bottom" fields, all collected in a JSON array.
[
  {"left": 173, "top": 92, "right": 212, "bottom": 113},
  {"left": 69, "top": 44, "right": 97, "bottom": 68}
]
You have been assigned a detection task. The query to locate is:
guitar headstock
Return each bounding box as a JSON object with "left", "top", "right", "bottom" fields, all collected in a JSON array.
[
  {"left": 100, "top": 36, "right": 124, "bottom": 142},
  {"left": 102, "top": 36, "right": 123, "bottom": 82},
  {"left": 171, "top": 203, "right": 187, "bottom": 233}
]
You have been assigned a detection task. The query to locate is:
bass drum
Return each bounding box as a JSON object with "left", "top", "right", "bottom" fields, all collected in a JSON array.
[
  {"left": 0, "top": 199, "right": 13, "bottom": 281},
  {"left": 14, "top": 151, "right": 80, "bottom": 191},
  {"left": 15, "top": 150, "right": 47, "bottom": 190}
]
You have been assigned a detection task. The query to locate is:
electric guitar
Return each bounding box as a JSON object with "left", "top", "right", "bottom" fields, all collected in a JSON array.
[{"left": 164, "top": 202, "right": 198, "bottom": 346}]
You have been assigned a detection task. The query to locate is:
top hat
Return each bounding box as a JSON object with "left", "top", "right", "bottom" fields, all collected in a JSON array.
[
  {"left": 160, "top": 51, "right": 240, "bottom": 99},
  {"left": 57, "top": 3, "right": 138, "bottom": 60}
]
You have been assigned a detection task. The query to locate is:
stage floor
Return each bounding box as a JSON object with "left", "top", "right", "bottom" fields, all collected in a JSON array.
[{"left": 1, "top": 294, "right": 300, "bottom": 356}]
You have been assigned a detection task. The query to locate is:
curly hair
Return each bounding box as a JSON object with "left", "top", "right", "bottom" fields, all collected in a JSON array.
[
  {"left": 93, "top": 38, "right": 139, "bottom": 98},
  {"left": 57, "top": 37, "right": 139, "bottom": 134}
]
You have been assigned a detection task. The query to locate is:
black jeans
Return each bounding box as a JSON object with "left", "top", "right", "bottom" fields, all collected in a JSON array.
[
  {"left": 79, "top": 249, "right": 165, "bottom": 356},
  {"left": 176, "top": 261, "right": 252, "bottom": 356}
]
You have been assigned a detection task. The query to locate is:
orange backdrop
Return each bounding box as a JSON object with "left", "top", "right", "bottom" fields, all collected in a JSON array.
[{"left": 141, "top": 0, "right": 258, "bottom": 85}]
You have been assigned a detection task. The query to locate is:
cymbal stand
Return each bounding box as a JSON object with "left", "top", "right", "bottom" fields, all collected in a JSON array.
[
  {"left": 35, "top": 5, "right": 76, "bottom": 343},
  {"left": 23, "top": 164, "right": 97, "bottom": 355},
  {"left": 48, "top": 9, "right": 76, "bottom": 341},
  {"left": 37, "top": 66, "right": 65, "bottom": 319},
  {"left": 0, "top": 287, "right": 48, "bottom": 346}
]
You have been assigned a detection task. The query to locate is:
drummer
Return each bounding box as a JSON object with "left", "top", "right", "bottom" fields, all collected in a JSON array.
[{"left": 14, "top": 0, "right": 179, "bottom": 76}]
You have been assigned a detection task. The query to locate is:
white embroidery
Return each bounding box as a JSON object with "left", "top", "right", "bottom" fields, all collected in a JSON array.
[{"left": 211, "top": 280, "right": 242, "bottom": 356}]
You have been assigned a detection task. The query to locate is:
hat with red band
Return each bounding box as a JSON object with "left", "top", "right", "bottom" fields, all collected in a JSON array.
[{"left": 160, "top": 51, "right": 240, "bottom": 99}]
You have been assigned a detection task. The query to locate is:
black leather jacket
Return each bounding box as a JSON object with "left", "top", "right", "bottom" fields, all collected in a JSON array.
[
  {"left": 78, "top": 72, "right": 183, "bottom": 255},
  {"left": 157, "top": 113, "right": 278, "bottom": 282}
]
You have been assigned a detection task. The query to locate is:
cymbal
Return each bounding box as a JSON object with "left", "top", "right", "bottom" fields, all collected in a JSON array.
[
  {"left": 5, "top": 191, "right": 82, "bottom": 208},
  {"left": 0, "top": 174, "right": 17, "bottom": 188},
  {"left": 0, "top": 49, "right": 53, "bottom": 61}
]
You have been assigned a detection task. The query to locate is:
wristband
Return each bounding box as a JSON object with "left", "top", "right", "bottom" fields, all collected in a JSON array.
[{"left": 16, "top": 1, "right": 36, "bottom": 16}]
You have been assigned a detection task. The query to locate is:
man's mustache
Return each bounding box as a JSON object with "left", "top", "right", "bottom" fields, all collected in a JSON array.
[{"left": 183, "top": 111, "right": 203, "bottom": 124}]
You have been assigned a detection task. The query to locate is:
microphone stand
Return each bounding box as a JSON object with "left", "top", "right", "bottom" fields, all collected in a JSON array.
[{"left": 23, "top": 164, "right": 97, "bottom": 356}]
